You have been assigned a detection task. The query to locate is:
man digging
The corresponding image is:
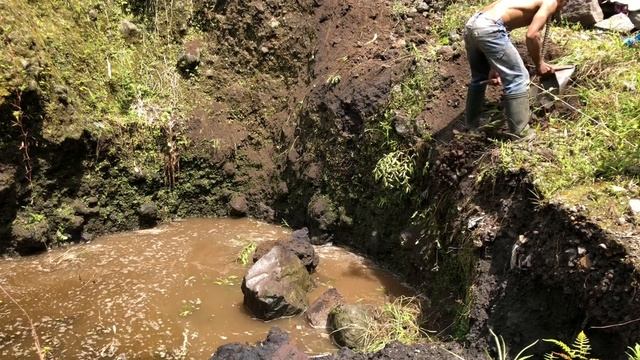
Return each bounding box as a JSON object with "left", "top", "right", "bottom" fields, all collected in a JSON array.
[{"left": 463, "top": 0, "right": 565, "bottom": 139}]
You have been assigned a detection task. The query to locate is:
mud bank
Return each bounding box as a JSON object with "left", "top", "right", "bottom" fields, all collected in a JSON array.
[{"left": 1, "top": 0, "right": 639, "bottom": 358}]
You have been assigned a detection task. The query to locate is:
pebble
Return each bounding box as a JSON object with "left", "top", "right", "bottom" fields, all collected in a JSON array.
[{"left": 629, "top": 199, "right": 640, "bottom": 214}]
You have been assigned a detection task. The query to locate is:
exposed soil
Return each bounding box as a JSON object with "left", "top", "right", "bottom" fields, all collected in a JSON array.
[{"left": 1, "top": 0, "right": 639, "bottom": 359}]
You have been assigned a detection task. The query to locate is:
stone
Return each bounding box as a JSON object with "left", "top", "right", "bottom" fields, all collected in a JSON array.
[
  {"left": 242, "top": 246, "right": 312, "bottom": 320},
  {"left": 306, "top": 288, "right": 345, "bottom": 328},
  {"left": 416, "top": 1, "right": 429, "bottom": 12},
  {"left": 11, "top": 219, "right": 48, "bottom": 255},
  {"left": 595, "top": 13, "right": 635, "bottom": 33},
  {"left": 138, "top": 201, "right": 160, "bottom": 227},
  {"left": 211, "top": 327, "right": 308, "bottom": 360},
  {"left": 229, "top": 194, "right": 249, "bottom": 217},
  {"left": 253, "top": 234, "right": 319, "bottom": 273},
  {"left": 72, "top": 199, "right": 99, "bottom": 216},
  {"left": 393, "top": 110, "right": 415, "bottom": 139},
  {"left": 436, "top": 45, "right": 455, "bottom": 60},
  {"left": 328, "top": 304, "right": 374, "bottom": 350},
  {"left": 176, "top": 41, "right": 201, "bottom": 75},
  {"left": 561, "top": 0, "right": 603, "bottom": 27},
  {"left": 307, "top": 194, "right": 338, "bottom": 232},
  {"left": 291, "top": 227, "right": 310, "bottom": 243},
  {"left": 629, "top": 199, "right": 640, "bottom": 214},
  {"left": 448, "top": 31, "right": 461, "bottom": 42},
  {"left": 120, "top": 20, "right": 141, "bottom": 42},
  {"left": 222, "top": 162, "right": 236, "bottom": 176}
]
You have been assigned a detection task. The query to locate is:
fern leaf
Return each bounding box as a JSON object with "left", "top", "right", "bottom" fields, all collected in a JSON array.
[
  {"left": 572, "top": 331, "right": 591, "bottom": 359},
  {"left": 544, "top": 339, "right": 574, "bottom": 357}
]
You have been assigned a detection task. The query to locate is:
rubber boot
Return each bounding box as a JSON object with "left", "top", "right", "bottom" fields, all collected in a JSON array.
[
  {"left": 465, "top": 86, "right": 486, "bottom": 129},
  {"left": 503, "top": 91, "right": 531, "bottom": 138}
]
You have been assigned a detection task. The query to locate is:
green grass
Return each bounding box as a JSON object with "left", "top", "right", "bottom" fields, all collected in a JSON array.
[
  {"left": 353, "top": 297, "right": 427, "bottom": 353},
  {"left": 236, "top": 242, "right": 257, "bottom": 265},
  {"left": 431, "top": 0, "right": 491, "bottom": 44},
  {"left": 0, "top": 0, "right": 196, "bottom": 173},
  {"left": 499, "top": 28, "right": 640, "bottom": 228}
]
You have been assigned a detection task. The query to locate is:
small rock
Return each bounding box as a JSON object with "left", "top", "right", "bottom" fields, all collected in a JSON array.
[
  {"left": 229, "top": 194, "right": 248, "bottom": 217},
  {"left": 120, "top": 20, "right": 140, "bottom": 42},
  {"left": 291, "top": 228, "right": 310, "bottom": 243},
  {"left": 138, "top": 201, "right": 159, "bottom": 227},
  {"left": 260, "top": 46, "right": 270, "bottom": 54},
  {"left": 449, "top": 31, "right": 461, "bottom": 42},
  {"left": 306, "top": 288, "right": 345, "bottom": 328},
  {"left": 436, "top": 45, "right": 455, "bottom": 60},
  {"left": 577, "top": 246, "right": 586, "bottom": 256},
  {"left": 329, "top": 304, "right": 374, "bottom": 349},
  {"left": 222, "top": 162, "right": 236, "bottom": 177},
  {"left": 416, "top": 1, "right": 429, "bottom": 12},
  {"left": 629, "top": 199, "right": 640, "bottom": 214}
]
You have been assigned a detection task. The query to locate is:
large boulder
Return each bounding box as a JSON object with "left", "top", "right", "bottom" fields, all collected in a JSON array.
[
  {"left": 242, "top": 246, "right": 313, "bottom": 320},
  {"left": 211, "top": 327, "right": 308, "bottom": 360},
  {"left": 328, "top": 304, "right": 375, "bottom": 350},
  {"left": 561, "top": 0, "right": 603, "bottom": 27},
  {"left": 306, "top": 288, "right": 345, "bottom": 329},
  {"left": 253, "top": 230, "right": 319, "bottom": 273}
]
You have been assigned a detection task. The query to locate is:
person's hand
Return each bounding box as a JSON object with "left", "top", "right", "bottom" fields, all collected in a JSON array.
[
  {"left": 488, "top": 69, "right": 502, "bottom": 86},
  {"left": 537, "top": 62, "right": 555, "bottom": 76}
]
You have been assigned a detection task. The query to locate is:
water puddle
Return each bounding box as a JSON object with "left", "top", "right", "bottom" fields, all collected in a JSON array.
[{"left": 0, "top": 218, "right": 412, "bottom": 359}]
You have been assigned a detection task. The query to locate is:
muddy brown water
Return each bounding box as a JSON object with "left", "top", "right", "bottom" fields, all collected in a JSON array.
[{"left": 0, "top": 218, "right": 413, "bottom": 359}]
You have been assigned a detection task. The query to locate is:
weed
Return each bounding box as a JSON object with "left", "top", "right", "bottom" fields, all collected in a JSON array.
[
  {"left": 236, "top": 242, "right": 257, "bottom": 266},
  {"left": 487, "top": 329, "right": 538, "bottom": 360},
  {"left": 213, "top": 275, "right": 239, "bottom": 286},
  {"left": 326, "top": 74, "right": 341, "bottom": 86},
  {"left": 178, "top": 298, "right": 202, "bottom": 318},
  {"left": 373, "top": 150, "right": 415, "bottom": 194},
  {"left": 351, "top": 296, "right": 427, "bottom": 353},
  {"left": 543, "top": 331, "right": 595, "bottom": 360},
  {"left": 627, "top": 344, "right": 640, "bottom": 360},
  {"left": 28, "top": 212, "right": 46, "bottom": 224},
  {"left": 432, "top": 0, "right": 491, "bottom": 43},
  {"left": 391, "top": 1, "right": 411, "bottom": 17}
]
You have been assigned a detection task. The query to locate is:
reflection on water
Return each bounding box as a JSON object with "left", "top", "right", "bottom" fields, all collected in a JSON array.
[{"left": 0, "top": 218, "right": 412, "bottom": 359}]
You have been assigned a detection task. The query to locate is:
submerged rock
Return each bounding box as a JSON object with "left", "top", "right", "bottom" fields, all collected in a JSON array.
[
  {"left": 253, "top": 233, "right": 319, "bottom": 273},
  {"left": 306, "top": 288, "right": 344, "bottom": 329},
  {"left": 242, "top": 246, "right": 312, "bottom": 320},
  {"left": 328, "top": 304, "right": 374, "bottom": 350},
  {"left": 211, "top": 327, "right": 307, "bottom": 360}
]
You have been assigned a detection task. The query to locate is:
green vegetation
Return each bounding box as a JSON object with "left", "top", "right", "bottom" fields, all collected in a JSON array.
[
  {"left": 236, "top": 242, "right": 257, "bottom": 266},
  {"left": 628, "top": 344, "right": 640, "bottom": 360},
  {"left": 499, "top": 29, "right": 640, "bottom": 228},
  {"left": 431, "top": 0, "right": 491, "bottom": 44},
  {"left": 373, "top": 150, "right": 415, "bottom": 194},
  {"left": 488, "top": 329, "right": 537, "bottom": 360},
  {"left": 543, "top": 331, "right": 592, "bottom": 360},
  {"left": 351, "top": 297, "right": 426, "bottom": 353}
]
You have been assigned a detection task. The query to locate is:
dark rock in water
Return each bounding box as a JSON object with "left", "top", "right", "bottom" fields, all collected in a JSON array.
[
  {"left": 253, "top": 231, "right": 319, "bottom": 273},
  {"left": 12, "top": 220, "right": 48, "bottom": 255},
  {"left": 211, "top": 327, "right": 308, "bottom": 360},
  {"left": 242, "top": 246, "right": 312, "bottom": 320},
  {"left": 306, "top": 288, "right": 344, "bottom": 328},
  {"left": 138, "top": 201, "right": 159, "bottom": 227},
  {"left": 229, "top": 194, "right": 249, "bottom": 217},
  {"left": 291, "top": 227, "right": 310, "bottom": 242},
  {"left": 328, "top": 304, "right": 374, "bottom": 350}
]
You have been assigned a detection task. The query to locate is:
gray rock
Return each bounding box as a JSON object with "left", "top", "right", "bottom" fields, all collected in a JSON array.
[
  {"left": 229, "top": 194, "right": 249, "bottom": 217},
  {"left": 211, "top": 327, "right": 308, "bottom": 360},
  {"left": 120, "top": 20, "right": 140, "bottom": 42},
  {"left": 629, "top": 199, "right": 640, "bottom": 214},
  {"left": 253, "top": 235, "right": 319, "bottom": 273},
  {"left": 12, "top": 219, "right": 48, "bottom": 255},
  {"left": 448, "top": 31, "right": 461, "bottom": 42},
  {"left": 436, "top": 45, "right": 456, "bottom": 60},
  {"left": 393, "top": 110, "right": 415, "bottom": 139},
  {"left": 595, "top": 13, "right": 635, "bottom": 33},
  {"left": 138, "top": 201, "right": 159, "bottom": 227},
  {"left": 561, "top": 0, "right": 603, "bottom": 27},
  {"left": 306, "top": 288, "right": 345, "bottom": 328},
  {"left": 328, "top": 304, "right": 374, "bottom": 350},
  {"left": 72, "top": 199, "right": 99, "bottom": 216},
  {"left": 416, "top": 1, "right": 429, "bottom": 12},
  {"left": 242, "top": 246, "right": 312, "bottom": 320}
]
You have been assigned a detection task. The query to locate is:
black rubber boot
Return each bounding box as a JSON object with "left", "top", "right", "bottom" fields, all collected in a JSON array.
[
  {"left": 465, "top": 86, "right": 486, "bottom": 129},
  {"left": 503, "top": 91, "right": 531, "bottom": 137}
]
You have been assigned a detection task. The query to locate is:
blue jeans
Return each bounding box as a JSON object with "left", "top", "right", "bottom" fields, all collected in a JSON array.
[{"left": 464, "top": 12, "right": 530, "bottom": 95}]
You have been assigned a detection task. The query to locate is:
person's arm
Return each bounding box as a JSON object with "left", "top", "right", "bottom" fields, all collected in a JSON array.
[{"left": 526, "top": 0, "right": 558, "bottom": 75}]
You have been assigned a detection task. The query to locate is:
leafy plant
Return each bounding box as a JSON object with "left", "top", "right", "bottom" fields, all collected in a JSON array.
[
  {"left": 627, "top": 343, "right": 640, "bottom": 360},
  {"left": 487, "top": 329, "right": 538, "bottom": 360},
  {"left": 236, "top": 242, "right": 257, "bottom": 265},
  {"left": 373, "top": 150, "right": 415, "bottom": 194},
  {"left": 543, "top": 331, "right": 596, "bottom": 360},
  {"left": 326, "top": 74, "right": 341, "bottom": 86}
]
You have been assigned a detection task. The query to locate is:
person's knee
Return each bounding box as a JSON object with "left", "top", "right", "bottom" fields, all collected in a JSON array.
[{"left": 503, "top": 74, "right": 529, "bottom": 95}]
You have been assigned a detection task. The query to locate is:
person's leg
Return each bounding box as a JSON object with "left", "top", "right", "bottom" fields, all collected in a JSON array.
[
  {"left": 478, "top": 28, "right": 531, "bottom": 136},
  {"left": 464, "top": 27, "right": 491, "bottom": 129}
]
